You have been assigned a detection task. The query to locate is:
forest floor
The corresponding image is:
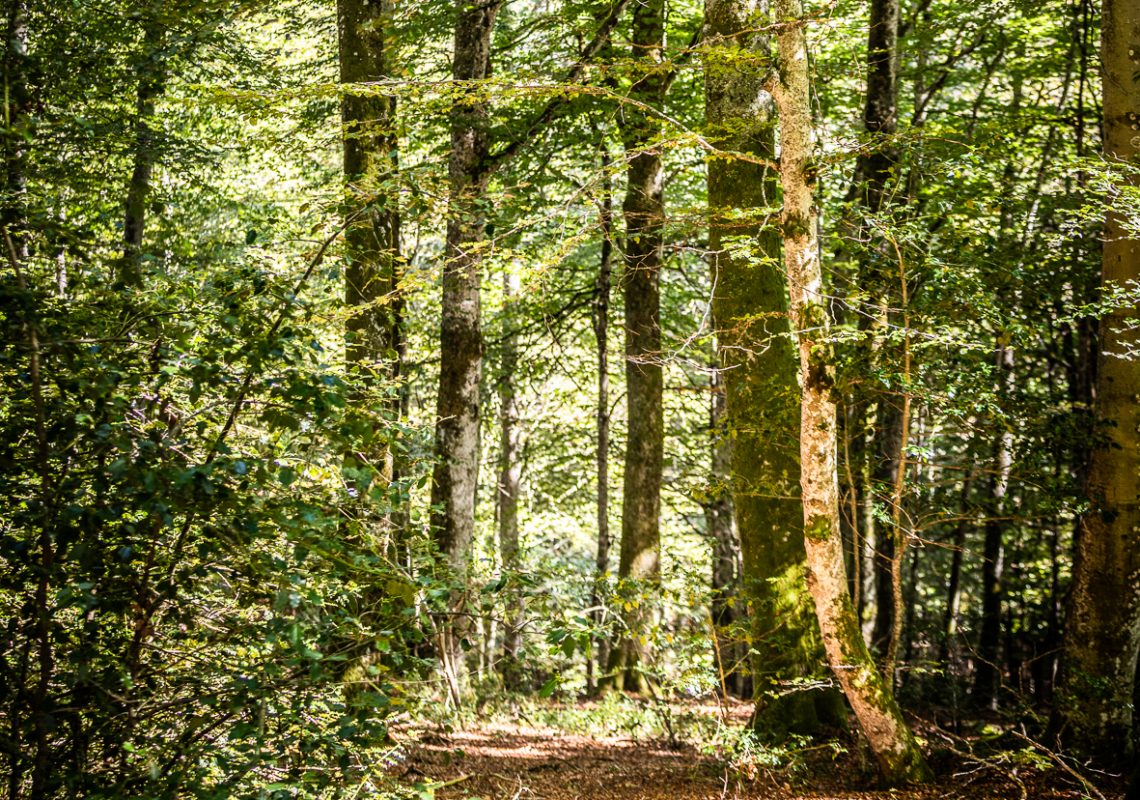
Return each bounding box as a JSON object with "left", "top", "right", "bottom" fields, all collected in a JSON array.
[{"left": 386, "top": 698, "right": 1127, "bottom": 800}]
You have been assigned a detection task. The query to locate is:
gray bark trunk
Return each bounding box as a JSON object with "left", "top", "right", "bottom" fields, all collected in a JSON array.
[
  {"left": 338, "top": 0, "right": 402, "bottom": 525},
  {"left": 588, "top": 150, "right": 614, "bottom": 694},
  {"left": 1049, "top": 0, "right": 1140, "bottom": 766},
  {"left": 119, "top": 20, "right": 165, "bottom": 288},
  {"left": 768, "top": 0, "right": 931, "bottom": 783},
  {"left": 973, "top": 345, "right": 1014, "bottom": 709},
  {"left": 498, "top": 269, "right": 524, "bottom": 689},
  {"left": 606, "top": 0, "right": 666, "bottom": 692},
  {"left": 430, "top": 0, "right": 503, "bottom": 704}
]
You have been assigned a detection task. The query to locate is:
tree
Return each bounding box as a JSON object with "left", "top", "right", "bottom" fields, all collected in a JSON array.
[
  {"left": 338, "top": 0, "right": 403, "bottom": 532},
  {"left": 704, "top": 0, "right": 844, "bottom": 736},
  {"left": 429, "top": 0, "right": 504, "bottom": 703},
  {"left": 605, "top": 0, "right": 667, "bottom": 691},
  {"left": 1050, "top": 0, "right": 1140, "bottom": 765},
  {"left": 766, "top": 0, "right": 931, "bottom": 783}
]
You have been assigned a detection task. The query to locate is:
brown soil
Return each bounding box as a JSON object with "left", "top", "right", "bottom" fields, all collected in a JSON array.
[{"left": 386, "top": 700, "right": 1126, "bottom": 800}]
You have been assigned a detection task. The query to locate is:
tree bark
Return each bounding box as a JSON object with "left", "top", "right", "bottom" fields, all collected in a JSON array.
[
  {"left": 706, "top": 353, "right": 739, "bottom": 697},
  {"left": 973, "top": 345, "right": 1014, "bottom": 709},
  {"left": 705, "top": 0, "right": 844, "bottom": 735},
  {"left": 119, "top": 18, "right": 165, "bottom": 288},
  {"left": 3, "top": 0, "right": 28, "bottom": 260},
  {"left": 767, "top": 0, "right": 931, "bottom": 783},
  {"left": 606, "top": 0, "right": 666, "bottom": 692},
  {"left": 1049, "top": 0, "right": 1140, "bottom": 766},
  {"left": 430, "top": 0, "right": 503, "bottom": 704},
  {"left": 498, "top": 269, "right": 524, "bottom": 689},
  {"left": 588, "top": 148, "right": 614, "bottom": 694},
  {"left": 338, "top": 0, "right": 402, "bottom": 530}
]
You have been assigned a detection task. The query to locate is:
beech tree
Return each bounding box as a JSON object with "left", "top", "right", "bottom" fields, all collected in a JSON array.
[
  {"left": 1050, "top": 0, "right": 1140, "bottom": 766},
  {"left": 767, "top": 0, "right": 931, "bottom": 783},
  {"left": 704, "top": 0, "right": 844, "bottom": 736}
]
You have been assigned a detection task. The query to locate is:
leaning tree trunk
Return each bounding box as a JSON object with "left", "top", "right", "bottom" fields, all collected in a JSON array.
[
  {"left": 1049, "top": 0, "right": 1140, "bottom": 767},
  {"left": 767, "top": 0, "right": 931, "bottom": 784},
  {"left": 705, "top": 0, "right": 845, "bottom": 736},
  {"left": 119, "top": 19, "right": 165, "bottom": 288},
  {"left": 3, "top": 0, "right": 28, "bottom": 261},
  {"left": 429, "top": 0, "right": 503, "bottom": 705},
  {"left": 606, "top": 0, "right": 666, "bottom": 692},
  {"left": 498, "top": 269, "right": 524, "bottom": 690}
]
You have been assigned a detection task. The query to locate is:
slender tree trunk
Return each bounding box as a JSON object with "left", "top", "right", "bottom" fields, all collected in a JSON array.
[
  {"left": 430, "top": 0, "right": 503, "bottom": 704},
  {"left": 706, "top": 353, "right": 739, "bottom": 696},
  {"left": 3, "top": 0, "right": 27, "bottom": 260},
  {"left": 859, "top": 0, "right": 902, "bottom": 659},
  {"left": 705, "top": 0, "right": 844, "bottom": 735},
  {"left": 767, "top": 0, "right": 930, "bottom": 783},
  {"left": 588, "top": 150, "right": 613, "bottom": 694},
  {"left": 119, "top": 19, "right": 164, "bottom": 288},
  {"left": 606, "top": 0, "right": 665, "bottom": 692},
  {"left": 1049, "top": 0, "right": 1140, "bottom": 765},
  {"left": 498, "top": 269, "right": 524, "bottom": 689},
  {"left": 870, "top": 399, "right": 902, "bottom": 654},
  {"left": 938, "top": 475, "right": 972, "bottom": 664},
  {"left": 973, "top": 346, "right": 1014, "bottom": 709}
]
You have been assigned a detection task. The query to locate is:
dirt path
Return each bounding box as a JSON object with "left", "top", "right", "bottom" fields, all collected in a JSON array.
[{"left": 388, "top": 711, "right": 1123, "bottom": 800}]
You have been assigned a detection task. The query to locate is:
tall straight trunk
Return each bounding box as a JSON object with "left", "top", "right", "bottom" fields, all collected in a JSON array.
[
  {"left": 3, "top": 0, "right": 27, "bottom": 259},
  {"left": 119, "top": 19, "right": 164, "bottom": 288},
  {"left": 973, "top": 345, "right": 1014, "bottom": 709},
  {"left": 1050, "top": 0, "right": 1140, "bottom": 766},
  {"left": 858, "top": 0, "right": 902, "bottom": 657},
  {"left": 430, "top": 0, "right": 503, "bottom": 704},
  {"left": 938, "top": 475, "right": 972, "bottom": 663},
  {"left": 606, "top": 0, "right": 665, "bottom": 691},
  {"left": 706, "top": 354, "right": 739, "bottom": 696},
  {"left": 767, "top": 0, "right": 930, "bottom": 783},
  {"left": 498, "top": 269, "right": 524, "bottom": 689},
  {"left": 705, "top": 0, "right": 844, "bottom": 735},
  {"left": 870, "top": 399, "right": 902, "bottom": 653},
  {"left": 588, "top": 151, "right": 613, "bottom": 694},
  {"left": 338, "top": 0, "right": 402, "bottom": 514}
]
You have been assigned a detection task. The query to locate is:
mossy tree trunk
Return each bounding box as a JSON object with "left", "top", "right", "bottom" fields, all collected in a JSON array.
[
  {"left": 119, "top": 18, "right": 165, "bottom": 288},
  {"left": 338, "top": 0, "right": 403, "bottom": 528},
  {"left": 1049, "top": 0, "right": 1140, "bottom": 767},
  {"left": 704, "top": 0, "right": 845, "bottom": 736},
  {"left": 605, "top": 0, "right": 666, "bottom": 693},
  {"left": 767, "top": 0, "right": 931, "bottom": 784}
]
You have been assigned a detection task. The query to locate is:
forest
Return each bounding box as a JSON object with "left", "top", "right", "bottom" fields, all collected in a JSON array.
[{"left": 1, "top": 0, "right": 1138, "bottom": 798}]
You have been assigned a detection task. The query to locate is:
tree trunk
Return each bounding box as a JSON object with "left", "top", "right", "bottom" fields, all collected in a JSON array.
[
  {"left": 606, "top": 0, "right": 665, "bottom": 692},
  {"left": 938, "top": 475, "right": 972, "bottom": 664},
  {"left": 498, "top": 269, "right": 524, "bottom": 690},
  {"left": 870, "top": 398, "right": 902, "bottom": 654},
  {"left": 3, "top": 0, "right": 28, "bottom": 260},
  {"left": 706, "top": 353, "right": 739, "bottom": 696},
  {"left": 767, "top": 0, "right": 931, "bottom": 783},
  {"left": 338, "top": 0, "right": 402, "bottom": 526},
  {"left": 430, "top": 0, "right": 502, "bottom": 704},
  {"left": 705, "top": 0, "right": 844, "bottom": 735},
  {"left": 119, "top": 19, "right": 165, "bottom": 288},
  {"left": 973, "top": 346, "right": 1014, "bottom": 709},
  {"left": 859, "top": 0, "right": 902, "bottom": 659},
  {"left": 588, "top": 149, "right": 614, "bottom": 694},
  {"left": 1049, "top": 0, "right": 1140, "bottom": 766}
]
